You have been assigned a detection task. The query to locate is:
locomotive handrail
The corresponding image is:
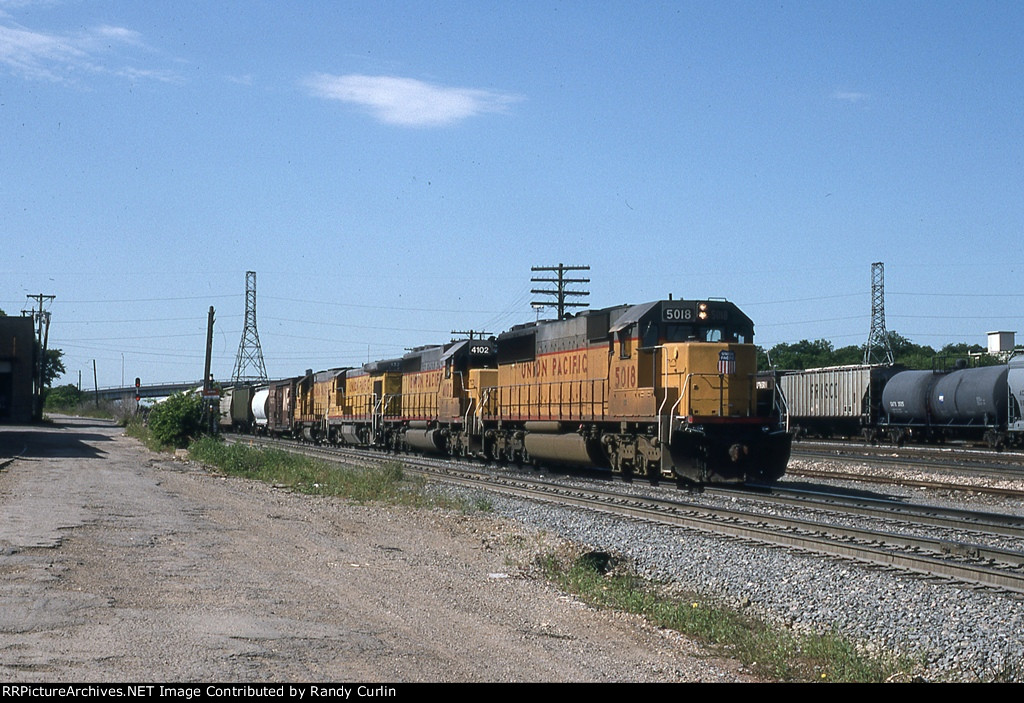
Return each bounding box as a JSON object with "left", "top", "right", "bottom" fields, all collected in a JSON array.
[
  {"left": 463, "top": 396, "right": 475, "bottom": 434},
  {"left": 391, "top": 390, "right": 438, "bottom": 419},
  {"left": 372, "top": 393, "right": 384, "bottom": 435},
  {"left": 478, "top": 387, "right": 493, "bottom": 430},
  {"left": 666, "top": 394, "right": 685, "bottom": 447},
  {"left": 776, "top": 382, "right": 791, "bottom": 432},
  {"left": 487, "top": 377, "right": 608, "bottom": 421}
]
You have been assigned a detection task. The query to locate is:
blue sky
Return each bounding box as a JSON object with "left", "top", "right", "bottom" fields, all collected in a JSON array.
[{"left": 2, "top": 1, "right": 1022, "bottom": 388}]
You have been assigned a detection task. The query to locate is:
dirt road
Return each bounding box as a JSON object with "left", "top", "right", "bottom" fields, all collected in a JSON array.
[{"left": 0, "top": 417, "right": 755, "bottom": 682}]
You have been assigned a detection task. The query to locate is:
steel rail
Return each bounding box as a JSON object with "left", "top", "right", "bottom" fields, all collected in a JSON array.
[
  {"left": 786, "top": 465, "right": 1024, "bottom": 498},
  {"left": 711, "top": 485, "right": 1024, "bottom": 538}
]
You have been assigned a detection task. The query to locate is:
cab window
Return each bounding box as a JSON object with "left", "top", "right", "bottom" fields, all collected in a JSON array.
[
  {"left": 617, "top": 326, "right": 634, "bottom": 359},
  {"left": 640, "top": 322, "right": 659, "bottom": 349}
]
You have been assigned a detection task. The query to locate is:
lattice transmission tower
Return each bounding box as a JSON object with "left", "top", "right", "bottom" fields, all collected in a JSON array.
[
  {"left": 231, "top": 271, "right": 269, "bottom": 383},
  {"left": 863, "top": 261, "right": 894, "bottom": 366}
]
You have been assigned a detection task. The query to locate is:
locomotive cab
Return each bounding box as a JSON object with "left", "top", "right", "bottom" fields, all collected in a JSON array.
[
  {"left": 608, "top": 300, "right": 790, "bottom": 482},
  {"left": 609, "top": 300, "right": 757, "bottom": 419}
]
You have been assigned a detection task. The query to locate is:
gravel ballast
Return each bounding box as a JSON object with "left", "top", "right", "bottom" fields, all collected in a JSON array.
[{"left": 447, "top": 456, "right": 1024, "bottom": 682}]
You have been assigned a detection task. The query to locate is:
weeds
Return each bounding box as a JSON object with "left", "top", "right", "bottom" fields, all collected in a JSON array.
[
  {"left": 187, "top": 436, "right": 488, "bottom": 513},
  {"left": 123, "top": 418, "right": 164, "bottom": 452},
  {"left": 539, "top": 550, "right": 921, "bottom": 683}
]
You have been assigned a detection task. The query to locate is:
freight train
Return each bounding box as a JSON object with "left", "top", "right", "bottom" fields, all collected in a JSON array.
[
  {"left": 772, "top": 357, "right": 1024, "bottom": 448},
  {"left": 221, "top": 298, "right": 793, "bottom": 483}
]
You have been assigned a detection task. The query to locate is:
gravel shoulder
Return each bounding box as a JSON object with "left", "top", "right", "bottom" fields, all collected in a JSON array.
[{"left": 0, "top": 418, "right": 758, "bottom": 682}]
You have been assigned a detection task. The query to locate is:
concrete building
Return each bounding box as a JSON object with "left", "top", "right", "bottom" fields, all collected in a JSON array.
[{"left": 0, "top": 316, "right": 36, "bottom": 423}]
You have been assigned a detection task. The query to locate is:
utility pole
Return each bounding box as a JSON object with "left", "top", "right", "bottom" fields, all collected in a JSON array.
[
  {"left": 204, "top": 306, "right": 215, "bottom": 393},
  {"left": 864, "top": 262, "right": 895, "bottom": 366},
  {"left": 231, "top": 271, "right": 269, "bottom": 384},
  {"left": 530, "top": 263, "right": 590, "bottom": 320},
  {"left": 203, "top": 306, "right": 217, "bottom": 433},
  {"left": 24, "top": 293, "right": 54, "bottom": 420},
  {"left": 451, "top": 329, "right": 491, "bottom": 341}
]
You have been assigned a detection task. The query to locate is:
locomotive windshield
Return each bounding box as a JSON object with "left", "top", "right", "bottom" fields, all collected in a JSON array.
[{"left": 662, "top": 324, "right": 749, "bottom": 344}]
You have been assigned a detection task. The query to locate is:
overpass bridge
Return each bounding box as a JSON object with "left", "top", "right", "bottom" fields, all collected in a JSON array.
[{"left": 90, "top": 381, "right": 206, "bottom": 403}]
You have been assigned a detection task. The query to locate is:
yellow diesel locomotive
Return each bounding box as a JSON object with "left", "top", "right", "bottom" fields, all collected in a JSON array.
[{"left": 282, "top": 298, "right": 790, "bottom": 483}]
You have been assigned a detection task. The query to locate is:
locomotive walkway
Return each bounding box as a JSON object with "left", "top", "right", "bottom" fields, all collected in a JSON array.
[{"left": 0, "top": 417, "right": 757, "bottom": 682}]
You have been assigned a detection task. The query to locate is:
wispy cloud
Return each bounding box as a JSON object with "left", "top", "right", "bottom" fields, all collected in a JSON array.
[
  {"left": 226, "top": 73, "right": 255, "bottom": 86},
  {"left": 0, "top": 19, "right": 177, "bottom": 83},
  {"left": 832, "top": 89, "right": 871, "bottom": 104},
  {"left": 304, "top": 73, "right": 521, "bottom": 127}
]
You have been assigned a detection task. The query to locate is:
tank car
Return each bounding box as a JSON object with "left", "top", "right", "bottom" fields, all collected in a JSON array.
[
  {"left": 251, "top": 386, "right": 270, "bottom": 435},
  {"left": 880, "top": 363, "right": 1009, "bottom": 446}
]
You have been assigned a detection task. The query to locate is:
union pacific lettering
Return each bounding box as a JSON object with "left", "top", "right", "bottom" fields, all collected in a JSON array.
[
  {"left": 405, "top": 369, "right": 443, "bottom": 392},
  {"left": 345, "top": 373, "right": 372, "bottom": 395},
  {"left": 518, "top": 350, "right": 589, "bottom": 379}
]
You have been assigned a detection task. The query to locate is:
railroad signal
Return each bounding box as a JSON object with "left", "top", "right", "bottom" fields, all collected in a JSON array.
[{"left": 135, "top": 377, "right": 141, "bottom": 402}]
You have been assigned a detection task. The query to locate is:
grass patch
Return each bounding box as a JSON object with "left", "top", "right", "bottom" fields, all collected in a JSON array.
[
  {"left": 123, "top": 417, "right": 166, "bottom": 452},
  {"left": 187, "top": 436, "right": 486, "bottom": 512},
  {"left": 539, "top": 550, "right": 921, "bottom": 683}
]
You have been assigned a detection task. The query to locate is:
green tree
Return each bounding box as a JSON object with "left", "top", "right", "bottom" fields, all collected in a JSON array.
[
  {"left": 762, "top": 339, "right": 836, "bottom": 370},
  {"left": 147, "top": 392, "right": 206, "bottom": 448},
  {"left": 43, "top": 348, "right": 65, "bottom": 387},
  {"left": 882, "top": 332, "right": 936, "bottom": 369},
  {"left": 756, "top": 345, "right": 770, "bottom": 370},
  {"left": 756, "top": 330, "right": 1005, "bottom": 371},
  {"left": 832, "top": 344, "right": 864, "bottom": 366},
  {"left": 44, "top": 383, "right": 82, "bottom": 410}
]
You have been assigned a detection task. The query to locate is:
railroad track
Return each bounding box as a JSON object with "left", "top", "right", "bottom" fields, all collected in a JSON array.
[
  {"left": 716, "top": 484, "right": 1024, "bottom": 539},
  {"left": 788, "top": 442, "right": 1024, "bottom": 497},
  {"left": 784, "top": 465, "right": 1024, "bottom": 498},
  {"left": 221, "top": 435, "right": 1024, "bottom": 597},
  {"left": 792, "top": 441, "right": 1024, "bottom": 474}
]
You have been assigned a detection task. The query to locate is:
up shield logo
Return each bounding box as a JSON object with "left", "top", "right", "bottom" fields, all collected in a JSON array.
[{"left": 717, "top": 350, "right": 736, "bottom": 375}]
